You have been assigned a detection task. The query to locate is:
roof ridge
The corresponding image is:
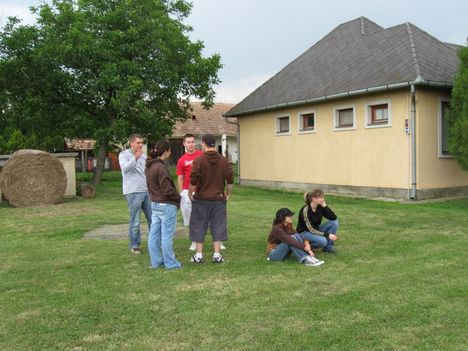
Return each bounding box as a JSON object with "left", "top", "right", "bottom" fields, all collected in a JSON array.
[
  {"left": 405, "top": 22, "right": 422, "bottom": 79},
  {"left": 360, "top": 17, "right": 366, "bottom": 35}
]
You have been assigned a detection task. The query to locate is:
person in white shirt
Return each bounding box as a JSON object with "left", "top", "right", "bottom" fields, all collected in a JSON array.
[{"left": 118, "top": 134, "right": 152, "bottom": 254}]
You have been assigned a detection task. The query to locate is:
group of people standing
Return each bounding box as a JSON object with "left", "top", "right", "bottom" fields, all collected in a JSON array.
[
  {"left": 119, "top": 133, "right": 340, "bottom": 270},
  {"left": 119, "top": 133, "right": 233, "bottom": 269}
]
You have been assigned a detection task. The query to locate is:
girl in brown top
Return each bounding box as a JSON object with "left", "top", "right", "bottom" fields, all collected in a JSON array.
[
  {"left": 145, "top": 140, "right": 182, "bottom": 270},
  {"left": 266, "top": 208, "right": 324, "bottom": 267}
]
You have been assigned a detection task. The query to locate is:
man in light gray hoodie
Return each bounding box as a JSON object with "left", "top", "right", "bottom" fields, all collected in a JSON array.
[{"left": 118, "top": 134, "right": 152, "bottom": 254}]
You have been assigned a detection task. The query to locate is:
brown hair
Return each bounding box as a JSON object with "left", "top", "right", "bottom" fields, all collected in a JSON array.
[
  {"left": 150, "top": 140, "right": 171, "bottom": 158},
  {"left": 304, "top": 189, "right": 324, "bottom": 203},
  {"left": 272, "top": 218, "right": 295, "bottom": 234},
  {"left": 128, "top": 134, "right": 143, "bottom": 143},
  {"left": 183, "top": 133, "right": 195, "bottom": 141}
]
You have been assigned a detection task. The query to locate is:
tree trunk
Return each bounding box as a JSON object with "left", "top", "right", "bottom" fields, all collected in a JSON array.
[
  {"left": 92, "top": 138, "right": 108, "bottom": 184},
  {"left": 81, "top": 150, "right": 87, "bottom": 173}
]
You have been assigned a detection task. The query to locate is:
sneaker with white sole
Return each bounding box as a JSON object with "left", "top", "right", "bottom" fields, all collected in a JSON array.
[
  {"left": 190, "top": 255, "right": 204, "bottom": 264},
  {"left": 303, "top": 256, "right": 324, "bottom": 267},
  {"left": 212, "top": 254, "right": 225, "bottom": 263},
  {"left": 220, "top": 243, "right": 226, "bottom": 250},
  {"left": 130, "top": 248, "right": 142, "bottom": 255},
  {"left": 189, "top": 242, "right": 196, "bottom": 251}
]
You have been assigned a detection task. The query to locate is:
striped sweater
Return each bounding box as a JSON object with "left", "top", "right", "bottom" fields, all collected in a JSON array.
[
  {"left": 266, "top": 223, "right": 309, "bottom": 255},
  {"left": 296, "top": 204, "right": 337, "bottom": 237}
]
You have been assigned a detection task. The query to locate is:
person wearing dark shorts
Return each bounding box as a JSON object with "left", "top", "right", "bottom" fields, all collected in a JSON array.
[{"left": 188, "top": 134, "right": 234, "bottom": 263}]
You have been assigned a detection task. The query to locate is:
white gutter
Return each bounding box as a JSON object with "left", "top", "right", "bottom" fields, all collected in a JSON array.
[
  {"left": 410, "top": 83, "right": 417, "bottom": 199},
  {"left": 224, "top": 79, "right": 453, "bottom": 117}
]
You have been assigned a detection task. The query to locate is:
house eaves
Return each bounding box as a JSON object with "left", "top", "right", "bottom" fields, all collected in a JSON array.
[{"left": 223, "top": 78, "right": 453, "bottom": 118}]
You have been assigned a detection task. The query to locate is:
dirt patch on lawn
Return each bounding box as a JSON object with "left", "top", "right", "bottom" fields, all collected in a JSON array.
[{"left": 82, "top": 223, "right": 188, "bottom": 240}]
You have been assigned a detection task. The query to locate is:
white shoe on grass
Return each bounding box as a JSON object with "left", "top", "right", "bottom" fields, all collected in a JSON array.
[
  {"left": 212, "top": 253, "right": 225, "bottom": 263},
  {"left": 189, "top": 242, "right": 196, "bottom": 251},
  {"left": 303, "top": 256, "right": 324, "bottom": 267},
  {"left": 221, "top": 243, "right": 226, "bottom": 250},
  {"left": 190, "top": 255, "right": 204, "bottom": 264}
]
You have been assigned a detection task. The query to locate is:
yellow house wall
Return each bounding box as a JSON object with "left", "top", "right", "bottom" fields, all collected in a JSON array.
[
  {"left": 416, "top": 88, "right": 468, "bottom": 189},
  {"left": 239, "top": 90, "right": 412, "bottom": 189}
]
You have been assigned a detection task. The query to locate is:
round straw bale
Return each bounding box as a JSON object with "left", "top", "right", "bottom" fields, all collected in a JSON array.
[{"left": 0, "top": 149, "right": 67, "bottom": 207}]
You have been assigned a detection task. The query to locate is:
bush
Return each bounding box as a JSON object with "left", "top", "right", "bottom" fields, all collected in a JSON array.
[{"left": 5, "top": 129, "right": 27, "bottom": 153}]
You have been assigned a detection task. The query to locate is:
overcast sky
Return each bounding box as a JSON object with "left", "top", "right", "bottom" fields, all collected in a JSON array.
[{"left": 1, "top": 0, "right": 467, "bottom": 103}]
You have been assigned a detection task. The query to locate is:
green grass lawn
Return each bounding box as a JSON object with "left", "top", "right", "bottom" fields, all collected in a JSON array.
[{"left": 0, "top": 172, "right": 467, "bottom": 350}]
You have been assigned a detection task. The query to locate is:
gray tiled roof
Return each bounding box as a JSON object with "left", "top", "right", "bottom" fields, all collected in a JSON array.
[{"left": 226, "top": 17, "right": 461, "bottom": 117}]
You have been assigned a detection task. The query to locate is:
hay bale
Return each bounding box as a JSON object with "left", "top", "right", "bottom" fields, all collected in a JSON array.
[
  {"left": 80, "top": 182, "right": 96, "bottom": 198},
  {"left": 0, "top": 149, "right": 67, "bottom": 207}
]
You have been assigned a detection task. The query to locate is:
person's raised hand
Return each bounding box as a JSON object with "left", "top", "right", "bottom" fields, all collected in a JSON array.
[{"left": 134, "top": 148, "right": 143, "bottom": 160}]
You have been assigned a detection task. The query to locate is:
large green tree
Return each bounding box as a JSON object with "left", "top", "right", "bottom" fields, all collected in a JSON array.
[
  {"left": 447, "top": 45, "right": 468, "bottom": 170},
  {"left": 0, "top": 0, "right": 221, "bottom": 182}
]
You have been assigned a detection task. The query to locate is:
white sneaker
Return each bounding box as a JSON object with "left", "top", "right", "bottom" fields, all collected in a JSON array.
[
  {"left": 189, "top": 242, "right": 196, "bottom": 251},
  {"left": 190, "top": 255, "right": 204, "bottom": 264},
  {"left": 212, "top": 254, "right": 225, "bottom": 263},
  {"left": 303, "top": 256, "right": 324, "bottom": 267},
  {"left": 221, "top": 243, "right": 226, "bottom": 250}
]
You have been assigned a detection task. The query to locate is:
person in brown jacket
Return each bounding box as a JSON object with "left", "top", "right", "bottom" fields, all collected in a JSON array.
[
  {"left": 145, "top": 140, "right": 182, "bottom": 270},
  {"left": 188, "top": 134, "right": 234, "bottom": 264},
  {"left": 267, "top": 208, "right": 324, "bottom": 267}
]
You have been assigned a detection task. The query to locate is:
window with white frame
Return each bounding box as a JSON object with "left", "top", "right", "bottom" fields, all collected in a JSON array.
[
  {"left": 298, "top": 111, "right": 316, "bottom": 132},
  {"left": 365, "top": 100, "right": 391, "bottom": 128},
  {"left": 276, "top": 115, "right": 290, "bottom": 134},
  {"left": 439, "top": 100, "right": 451, "bottom": 157},
  {"left": 334, "top": 106, "right": 355, "bottom": 130}
]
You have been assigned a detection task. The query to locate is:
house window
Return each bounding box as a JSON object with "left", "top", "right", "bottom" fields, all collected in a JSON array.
[
  {"left": 334, "top": 106, "right": 355, "bottom": 130},
  {"left": 440, "top": 100, "right": 451, "bottom": 156},
  {"left": 365, "top": 100, "right": 392, "bottom": 128},
  {"left": 276, "top": 116, "right": 290, "bottom": 134},
  {"left": 370, "top": 104, "right": 388, "bottom": 124},
  {"left": 300, "top": 112, "right": 315, "bottom": 131}
]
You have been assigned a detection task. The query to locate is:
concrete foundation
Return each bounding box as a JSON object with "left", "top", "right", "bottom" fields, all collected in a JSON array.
[{"left": 240, "top": 179, "right": 468, "bottom": 200}]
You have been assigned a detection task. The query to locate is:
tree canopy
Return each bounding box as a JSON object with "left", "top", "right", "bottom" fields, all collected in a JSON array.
[
  {"left": 447, "top": 45, "right": 468, "bottom": 171},
  {"left": 0, "top": 0, "right": 221, "bottom": 182}
]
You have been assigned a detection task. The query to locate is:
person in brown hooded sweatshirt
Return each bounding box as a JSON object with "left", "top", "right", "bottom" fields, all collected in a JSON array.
[
  {"left": 145, "top": 140, "right": 182, "bottom": 270},
  {"left": 188, "top": 134, "right": 234, "bottom": 263}
]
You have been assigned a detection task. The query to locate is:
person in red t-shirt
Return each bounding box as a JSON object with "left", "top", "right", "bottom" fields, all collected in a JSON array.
[{"left": 176, "top": 134, "right": 203, "bottom": 250}]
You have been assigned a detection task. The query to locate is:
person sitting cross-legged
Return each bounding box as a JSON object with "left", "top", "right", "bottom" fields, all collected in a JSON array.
[
  {"left": 296, "top": 189, "right": 339, "bottom": 254},
  {"left": 266, "top": 208, "right": 324, "bottom": 267}
]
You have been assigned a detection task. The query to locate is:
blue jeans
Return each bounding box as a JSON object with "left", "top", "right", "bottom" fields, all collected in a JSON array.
[
  {"left": 299, "top": 220, "right": 339, "bottom": 251},
  {"left": 148, "top": 202, "right": 181, "bottom": 269},
  {"left": 125, "top": 192, "right": 152, "bottom": 249},
  {"left": 268, "top": 234, "right": 309, "bottom": 263}
]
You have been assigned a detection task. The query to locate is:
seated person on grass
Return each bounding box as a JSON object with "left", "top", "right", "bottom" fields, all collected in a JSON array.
[
  {"left": 266, "top": 208, "right": 324, "bottom": 267},
  {"left": 296, "top": 189, "right": 339, "bottom": 254}
]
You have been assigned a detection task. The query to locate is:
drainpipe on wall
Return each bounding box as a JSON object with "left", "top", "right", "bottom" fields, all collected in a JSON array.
[
  {"left": 224, "top": 116, "right": 241, "bottom": 184},
  {"left": 410, "top": 83, "right": 417, "bottom": 200}
]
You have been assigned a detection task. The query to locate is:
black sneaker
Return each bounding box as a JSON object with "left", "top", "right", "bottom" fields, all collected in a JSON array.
[
  {"left": 212, "top": 254, "right": 224, "bottom": 263},
  {"left": 322, "top": 248, "right": 337, "bottom": 254},
  {"left": 190, "top": 255, "right": 204, "bottom": 264}
]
